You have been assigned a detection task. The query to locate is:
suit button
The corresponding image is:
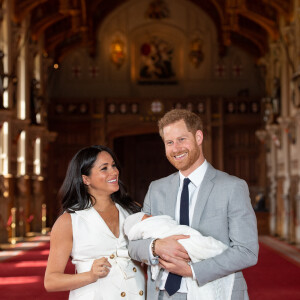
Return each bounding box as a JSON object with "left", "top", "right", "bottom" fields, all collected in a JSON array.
[
  {"left": 121, "top": 292, "right": 126, "bottom": 297},
  {"left": 133, "top": 267, "right": 137, "bottom": 272},
  {"left": 139, "top": 290, "right": 144, "bottom": 296},
  {"left": 110, "top": 254, "right": 115, "bottom": 259},
  {"left": 156, "top": 287, "right": 159, "bottom": 291}
]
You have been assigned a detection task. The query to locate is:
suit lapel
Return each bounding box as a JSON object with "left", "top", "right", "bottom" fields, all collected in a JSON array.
[
  {"left": 165, "top": 173, "right": 180, "bottom": 219},
  {"left": 191, "top": 163, "right": 216, "bottom": 228}
]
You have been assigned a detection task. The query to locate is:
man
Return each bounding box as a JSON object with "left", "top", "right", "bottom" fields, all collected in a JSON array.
[{"left": 129, "top": 109, "right": 258, "bottom": 300}]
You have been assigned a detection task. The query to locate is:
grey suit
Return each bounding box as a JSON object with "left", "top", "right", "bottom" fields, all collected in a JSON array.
[{"left": 128, "top": 163, "right": 259, "bottom": 300}]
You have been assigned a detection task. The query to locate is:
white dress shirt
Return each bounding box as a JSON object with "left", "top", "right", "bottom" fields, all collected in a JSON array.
[{"left": 150, "top": 160, "right": 208, "bottom": 293}]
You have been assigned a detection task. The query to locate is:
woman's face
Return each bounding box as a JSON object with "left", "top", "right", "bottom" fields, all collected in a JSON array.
[{"left": 82, "top": 151, "right": 119, "bottom": 197}]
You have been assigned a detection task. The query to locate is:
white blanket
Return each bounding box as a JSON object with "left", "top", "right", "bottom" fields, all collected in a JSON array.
[{"left": 125, "top": 215, "right": 234, "bottom": 300}]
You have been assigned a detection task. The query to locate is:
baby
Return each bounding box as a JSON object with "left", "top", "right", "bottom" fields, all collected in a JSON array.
[{"left": 124, "top": 212, "right": 234, "bottom": 300}]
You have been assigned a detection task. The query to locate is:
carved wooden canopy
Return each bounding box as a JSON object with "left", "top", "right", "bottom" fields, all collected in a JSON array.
[{"left": 11, "top": 0, "right": 292, "bottom": 61}]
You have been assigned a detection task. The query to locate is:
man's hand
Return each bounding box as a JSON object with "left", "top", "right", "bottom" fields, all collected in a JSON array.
[
  {"left": 155, "top": 235, "right": 190, "bottom": 260},
  {"left": 159, "top": 254, "right": 193, "bottom": 277}
]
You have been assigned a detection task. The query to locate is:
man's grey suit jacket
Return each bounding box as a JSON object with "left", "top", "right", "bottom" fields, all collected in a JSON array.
[{"left": 128, "top": 163, "right": 259, "bottom": 300}]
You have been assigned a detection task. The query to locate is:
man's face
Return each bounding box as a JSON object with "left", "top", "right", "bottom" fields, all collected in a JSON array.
[{"left": 162, "top": 119, "right": 203, "bottom": 175}]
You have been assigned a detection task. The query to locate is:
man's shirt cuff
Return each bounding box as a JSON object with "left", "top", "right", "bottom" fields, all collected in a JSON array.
[{"left": 190, "top": 264, "right": 196, "bottom": 280}]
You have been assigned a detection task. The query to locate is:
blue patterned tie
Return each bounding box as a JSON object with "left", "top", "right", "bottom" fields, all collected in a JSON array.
[{"left": 165, "top": 178, "right": 191, "bottom": 296}]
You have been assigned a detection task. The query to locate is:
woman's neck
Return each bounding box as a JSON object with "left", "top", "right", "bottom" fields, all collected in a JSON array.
[{"left": 93, "top": 195, "right": 115, "bottom": 212}]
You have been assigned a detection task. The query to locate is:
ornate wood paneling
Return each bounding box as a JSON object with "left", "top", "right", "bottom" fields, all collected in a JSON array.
[
  {"left": 114, "top": 134, "right": 176, "bottom": 204},
  {"left": 47, "top": 99, "right": 93, "bottom": 224},
  {"left": 11, "top": 0, "right": 293, "bottom": 61},
  {"left": 48, "top": 96, "right": 263, "bottom": 219}
]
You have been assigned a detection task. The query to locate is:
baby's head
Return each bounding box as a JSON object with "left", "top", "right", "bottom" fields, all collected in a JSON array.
[
  {"left": 124, "top": 212, "right": 152, "bottom": 236},
  {"left": 141, "top": 214, "right": 152, "bottom": 221}
]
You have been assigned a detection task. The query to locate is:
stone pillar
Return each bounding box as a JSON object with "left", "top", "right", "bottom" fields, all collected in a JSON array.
[
  {"left": 16, "top": 176, "right": 30, "bottom": 239},
  {"left": 16, "top": 16, "right": 30, "bottom": 120},
  {"left": 0, "top": 175, "right": 11, "bottom": 242},
  {"left": 296, "top": 195, "right": 300, "bottom": 244},
  {"left": 31, "top": 177, "right": 45, "bottom": 232},
  {"left": 295, "top": 110, "right": 300, "bottom": 244},
  {"left": 277, "top": 117, "right": 292, "bottom": 240},
  {"left": 2, "top": 0, "right": 13, "bottom": 108},
  {"left": 266, "top": 124, "right": 279, "bottom": 235}
]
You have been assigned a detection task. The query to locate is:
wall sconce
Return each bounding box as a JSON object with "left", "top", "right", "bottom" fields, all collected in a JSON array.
[
  {"left": 189, "top": 38, "right": 204, "bottom": 68},
  {"left": 291, "top": 66, "right": 300, "bottom": 108},
  {"left": 110, "top": 38, "right": 125, "bottom": 69}
]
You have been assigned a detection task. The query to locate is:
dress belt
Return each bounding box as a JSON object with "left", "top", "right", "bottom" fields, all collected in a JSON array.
[{"left": 74, "top": 249, "right": 136, "bottom": 280}]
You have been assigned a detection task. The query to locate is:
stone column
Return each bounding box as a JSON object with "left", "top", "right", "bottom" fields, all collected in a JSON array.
[
  {"left": 277, "top": 117, "right": 292, "bottom": 240},
  {"left": 31, "top": 177, "right": 45, "bottom": 232},
  {"left": 0, "top": 175, "right": 11, "bottom": 242},
  {"left": 16, "top": 176, "right": 30, "bottom": 239},
  {"left": 296, "top": 194, "right": 300, "bottom": 244},
  {"left": 16, "top": 16, "right": 30, "bottom": 120},
  {"left": 266, "top": 124, "right": 279, "bottom": 235},
  {"left": 2, "top": 0, "right": 13, "bottom": 108},
  {"left": 295, "top": 110, "right": 300, "bottom": 244}
]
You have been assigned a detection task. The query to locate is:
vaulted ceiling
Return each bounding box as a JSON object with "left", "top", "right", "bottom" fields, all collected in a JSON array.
[{"left": 11, "top": 0, "right": 293, "bottom": 61}]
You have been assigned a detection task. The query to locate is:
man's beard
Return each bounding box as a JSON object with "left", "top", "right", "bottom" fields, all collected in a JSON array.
[{"left": 166, "top": 144, "right": 200, "bottom": 171}]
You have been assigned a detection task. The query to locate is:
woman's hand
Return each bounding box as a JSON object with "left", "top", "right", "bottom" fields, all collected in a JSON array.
[{"left": 89, "top": 257, "right": 112, "bottom": 282}]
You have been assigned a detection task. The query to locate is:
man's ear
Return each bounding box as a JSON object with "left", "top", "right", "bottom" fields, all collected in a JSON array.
[
  {"left": 195, "top": 130, "right": 203, "bottom": 145},
  {"left": 82, "top": 175, "right": 89, "bottom": 185}
]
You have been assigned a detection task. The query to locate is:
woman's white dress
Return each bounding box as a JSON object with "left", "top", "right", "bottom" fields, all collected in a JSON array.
[{"left": 69, "top": 203, "right": 145, "bottom": 300}]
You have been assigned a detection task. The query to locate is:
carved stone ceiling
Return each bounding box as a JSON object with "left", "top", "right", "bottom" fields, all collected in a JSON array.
[{"left": 11, "top": 0, "right": 293, "bottom": 61}]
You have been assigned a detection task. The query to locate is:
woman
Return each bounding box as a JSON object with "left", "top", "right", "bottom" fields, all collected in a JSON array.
[{"left": 44, "top": 145, "right": 145, "bottom": 299}]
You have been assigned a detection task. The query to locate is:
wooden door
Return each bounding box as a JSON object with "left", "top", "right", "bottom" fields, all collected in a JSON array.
[{"left": 114, "top": 133, "right": 176, "bottom": 204}]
